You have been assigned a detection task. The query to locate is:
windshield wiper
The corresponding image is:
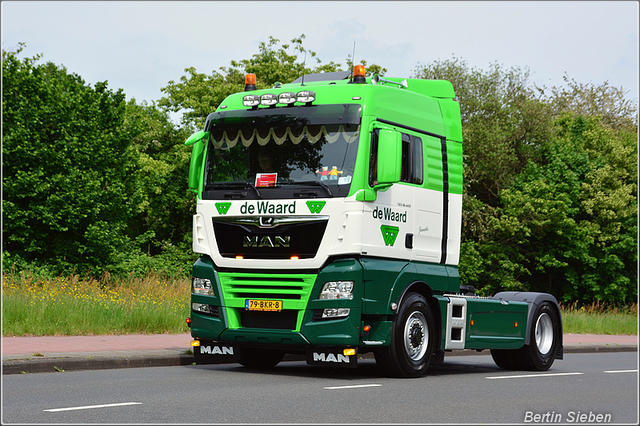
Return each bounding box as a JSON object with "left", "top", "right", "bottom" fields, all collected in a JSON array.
[
  {"left": 283, "top": 181, "right": 333, "bottom": 197},
  {"left": 205, "top": 181, "right": 262, "bottom": 199},
  {"left": 314, "top": 181, "right": 333, "bottom": 197},
  {"left": 244, "top": 182, "right": 262, "bottom": 198}
]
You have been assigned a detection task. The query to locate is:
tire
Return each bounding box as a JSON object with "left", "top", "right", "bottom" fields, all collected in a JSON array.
[
  {"left": 516, "top": 302, "right": 561, "bottom": 370},
  {"left": 238, "top": 348, "right": 285, "bottom": 369},
  {"left": 490, "top": 348, "right": 519, "bottom": 370},
  {"left": 491, "top": 302, "right": 560, "bottom": 371},
  {"left": 375, "top": 292, "right": 436, "bottom": 378}
]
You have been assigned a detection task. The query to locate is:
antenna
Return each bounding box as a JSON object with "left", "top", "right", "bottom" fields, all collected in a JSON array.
[
  {"left": 349, "top": 41, "right": 356, "bottom": 82},
  {"left": 301, "top": 51, "right": 307, "bottom": 86}
]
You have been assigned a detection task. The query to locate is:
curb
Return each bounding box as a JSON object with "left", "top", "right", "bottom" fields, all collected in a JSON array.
[
  {"left": 3, "top": 345, "right": 636, "bottom": 375},
  {"left": 2, "top": 353, "right": 195, "bottom": 375}
]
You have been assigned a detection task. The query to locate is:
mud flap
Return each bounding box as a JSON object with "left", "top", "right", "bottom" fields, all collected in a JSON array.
[
  {"left": 306, "top": 347, "right": 358, "bottom": 368},
  {"left": 195, "top": 342, "right": 240, "bottom": 363}
]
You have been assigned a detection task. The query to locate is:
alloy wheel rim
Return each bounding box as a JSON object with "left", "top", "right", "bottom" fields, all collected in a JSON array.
[
  {"left": 535, "top": 312, "right": 554, "bottom": 355},
  {"left": 404, "top": 311, "right": 428, "bottom": 360}
]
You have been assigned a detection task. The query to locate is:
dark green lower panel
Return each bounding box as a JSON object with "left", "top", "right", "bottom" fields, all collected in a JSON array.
[
  {"left": 191, "top": 312, "right": 227, "bottom": 341},
  {"left": 465, "top": 299, "right": 528, "bottom": 350}
]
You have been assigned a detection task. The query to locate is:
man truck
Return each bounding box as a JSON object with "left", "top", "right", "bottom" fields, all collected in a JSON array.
[{"left": 184, "top": 65, "right": 563, "bottom": 377}]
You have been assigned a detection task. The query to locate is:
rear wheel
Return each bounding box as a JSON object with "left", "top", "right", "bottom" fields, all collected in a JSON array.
[
  {"left": 238, "top": 348, "right": 285, "bottom": 369},
  {"left": 490, "top": 348, "right": 518, "bottom": 370},
  {"left": 375, "top": 292, "right": 436, "bottom": 378},
  {"left": 491, "top": 302, "right": 560, "bottom": 371},
  {"left": 517, "top": 302, "right": 560, "bottom": 370}
]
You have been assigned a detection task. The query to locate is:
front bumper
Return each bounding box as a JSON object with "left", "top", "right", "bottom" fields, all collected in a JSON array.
[{"left": 189, "top": 256, "right": 392, "bottom": 349}]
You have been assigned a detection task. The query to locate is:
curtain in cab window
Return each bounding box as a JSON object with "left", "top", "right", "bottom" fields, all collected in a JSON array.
[{"left": 211, "top": 125, "right": 359, "bottom": 148}]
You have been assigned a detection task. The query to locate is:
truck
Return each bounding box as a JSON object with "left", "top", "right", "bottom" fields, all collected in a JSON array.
[{"left": 184, "top": 65, "right": 563, "bottom": 377}]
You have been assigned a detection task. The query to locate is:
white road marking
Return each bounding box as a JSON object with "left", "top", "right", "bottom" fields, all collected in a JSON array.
[
  {"left": 486, "top": 372, "right": 584, "bottom": 380},
  {"left": 324, "top": 384, "right": 382, "bottom": 390},
  {"left": 44, "top": 402, "right": 142, "bottom": 412},
  {"left": 604, "top": 369, "right": 638, "bottom": 374}
]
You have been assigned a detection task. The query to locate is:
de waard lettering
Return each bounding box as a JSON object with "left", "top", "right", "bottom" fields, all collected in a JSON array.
[
  {"left": 372, "top": 206, "right": 407, "bottom": 223},
  {"left": 240, "top": 201, "right": 296, "bottom": 215}
]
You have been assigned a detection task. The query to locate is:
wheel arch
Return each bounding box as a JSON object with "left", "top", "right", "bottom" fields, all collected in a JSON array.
[{"left": 393, "top": 280, "right": 443, "bottom": 352}]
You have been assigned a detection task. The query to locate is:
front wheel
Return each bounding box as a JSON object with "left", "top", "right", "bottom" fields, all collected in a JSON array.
[
  {"left": 375, "top": 292, "right": 436, "bottom": 378},
  {"left": 490, "top": 348, "right": 519, "bottom": 370}
]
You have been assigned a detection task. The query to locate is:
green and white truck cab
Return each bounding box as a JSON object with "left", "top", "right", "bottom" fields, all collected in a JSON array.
[{"left": 185, "top": 66, "right": 563, "bottom": 377}]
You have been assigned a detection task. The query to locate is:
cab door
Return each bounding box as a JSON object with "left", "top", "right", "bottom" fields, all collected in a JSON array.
[{"left": 361, "top": 126, "right": 417, "bottom": 260}]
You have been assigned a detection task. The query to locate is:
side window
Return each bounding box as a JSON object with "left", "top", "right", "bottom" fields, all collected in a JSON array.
[
  {"left": 370, "top": 129, "right": 423, "bottom": 186},
  {"left": 400, "top": 134, "right": 423, "bottom": 185},
  {"left": 400, "top": 134, "right": 411, "bottom": 182},
  {"left": 413, "top": 135, "right": 424, "bottom": 185},
  {"left": 369, "top": 129, "right": 379, "bottom": 186}
]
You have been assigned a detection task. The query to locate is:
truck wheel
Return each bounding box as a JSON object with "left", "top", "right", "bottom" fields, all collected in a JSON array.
[
  {"left": 375, "top": 292, "right": 436, "bottom": 378},
  {"left": 490, "top": 349, "right": 518, "bottom": 370},
  {"left": 516, "top": 302, "right": 561, "bottom": 371},
  {"left": 238, "top": 349, "right": 285, "bottom": 369},
  {"left": 491, "top": 302, "right": 560, "bottom": 371}
]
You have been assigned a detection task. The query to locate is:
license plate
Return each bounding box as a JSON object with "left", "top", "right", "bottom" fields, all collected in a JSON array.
[{"left": 245, "top": 299, "right": 283, "bottom": 311}]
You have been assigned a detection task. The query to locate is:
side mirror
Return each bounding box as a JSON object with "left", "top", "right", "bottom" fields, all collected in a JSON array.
[
  {"left": 376, "top": 129, "right": 401, "bottom": 186},
  {"left": 185, "top": 130, "right": 208, "bottom": 146},
  {"left": 186, "top": 131, "right": 209, "bottom": 194}
]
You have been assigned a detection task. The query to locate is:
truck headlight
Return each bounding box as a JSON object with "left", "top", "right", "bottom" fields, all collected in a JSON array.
[
  {"left": 319, "top": 281, "right": 354, "bottom": 300},
  {"left": 192, "top": 303, "right": 218, "bottom": 316},
  {"left": 192, "top": 277, "right": 213, "bottom": 295},
  {"left": 322, "top": 308, "right": 351, "bottom": 319}
]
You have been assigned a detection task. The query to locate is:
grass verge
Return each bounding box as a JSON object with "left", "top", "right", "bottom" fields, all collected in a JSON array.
[
  {"left": 2, "top": 271, "right": 190, "bottom": 336},
  {"left": 2, "top": 271, "right": 637, "bottom": 336},
  {"left": 560, "top": 301, "right": 637, "bottom": 335}
]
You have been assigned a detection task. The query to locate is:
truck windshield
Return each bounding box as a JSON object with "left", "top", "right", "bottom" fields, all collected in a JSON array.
[{"left": 202, "top": 104, "right": 361, "bottom": 199}]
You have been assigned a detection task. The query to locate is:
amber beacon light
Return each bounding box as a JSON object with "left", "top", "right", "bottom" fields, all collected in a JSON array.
[
  {"left": 244, "top": 73, "right": 257, "bottom": 91},
  {"left": 353, "top": 65, "right": 366, "bottom": 84}
]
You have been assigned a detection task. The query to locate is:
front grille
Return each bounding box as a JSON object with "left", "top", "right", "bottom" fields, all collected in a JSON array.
[
  {"left": 233, "top": 292, "right": 301, "bottom": 300},
  {"left": 218, "top": 272, "right": 316, "bottom": 331},
  {"left": 219, "top": 273, "right": 314, "bottom": 300},
  {"left": 213, "top": 215, "right": 328, "bottom": 259},
  {"left": 241, "top": 310, "right": 298, "bottom": 329}
]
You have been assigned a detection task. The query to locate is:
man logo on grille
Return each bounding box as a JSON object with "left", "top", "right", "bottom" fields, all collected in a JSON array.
[
  {"left": 215, "top": 202, "right": 231, "bottom": 215},
  {"left": 307, "top": 200, "right": 326, "bottom": 214},
  {"left": 380, "top": 225, "right": 399, "bottom": 246},
  {"left": 243, "top": 235, "right": 291, "bottom": 248}
]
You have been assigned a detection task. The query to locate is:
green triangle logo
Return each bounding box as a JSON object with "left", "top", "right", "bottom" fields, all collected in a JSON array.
[
  {"left": 215, "top": 202, "right": 231, "bottom": 215},
  {"left": 306, "top": 200, "right": 326, "bottom": 214},
  {"left": 380, "top": 225, "right": 399, "bottom": 246}
]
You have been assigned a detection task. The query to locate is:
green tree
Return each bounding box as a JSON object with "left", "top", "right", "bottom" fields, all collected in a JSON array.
[
  {"left": 473, "top": 115, "right": 637, "bottom": 304},
  {"left": 413, "top": 57, "right": 553, "bottom": 207},
  {"left": 537, "top": 75, "right": 638, "bottom": 131},
  {"left": 415, "top": 57, "right": 637, "bottom": 305},
  {"left": 112, "top": 100, "right": 198, "bottom": 277},
  {"left": 124, "top": 100, "right": 193, "bottom": 245},
  {"left": 2, "top": 44, "right": 143, "bottom": 275}
]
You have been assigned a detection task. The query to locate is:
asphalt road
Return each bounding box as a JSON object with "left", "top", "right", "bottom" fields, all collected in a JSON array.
[{"left": 2, "top": 351, "right": 637, "bottom": 424}]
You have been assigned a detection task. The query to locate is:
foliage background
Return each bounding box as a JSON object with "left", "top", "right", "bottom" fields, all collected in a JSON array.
[{"left": 3, "top": 36, "right": 637, "bottom": 306}]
